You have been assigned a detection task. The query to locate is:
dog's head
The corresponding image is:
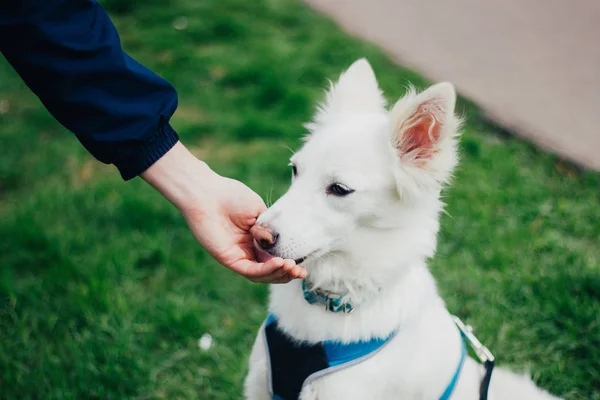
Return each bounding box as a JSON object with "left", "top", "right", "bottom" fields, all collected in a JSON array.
[{"left": 255, "top": 59, "right": 460, "bottom": 275}]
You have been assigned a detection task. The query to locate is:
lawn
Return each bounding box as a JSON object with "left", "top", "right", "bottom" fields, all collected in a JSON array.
[{"left": 0, "top": 0, "right": 598, "bottom": 398}]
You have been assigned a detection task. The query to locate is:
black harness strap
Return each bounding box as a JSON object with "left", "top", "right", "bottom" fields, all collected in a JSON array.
[
  {"left": 265, "top": 313, "right": 494, "bottom": 400},
  {"left": 479, "top": 359, "right": 495, "bottom": 400},
  {"left": 265, "top": 320, "right": 329, "bottom": 400}
]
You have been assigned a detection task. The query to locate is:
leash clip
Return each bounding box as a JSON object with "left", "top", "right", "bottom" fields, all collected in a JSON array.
[{"left": 452, "top": 316, "right": 495, "bottom": 363}]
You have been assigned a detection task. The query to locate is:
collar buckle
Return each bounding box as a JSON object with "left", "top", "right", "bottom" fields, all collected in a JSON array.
[
  {"left": 326, "top": 296, "right": 354, "bottom": 313},
  {"left": 302, "top": 279, "right": 354, "bottom": 314}
]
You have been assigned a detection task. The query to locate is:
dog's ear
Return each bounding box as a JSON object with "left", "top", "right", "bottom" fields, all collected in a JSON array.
[
  {"left": 308, "top": 58, "right": 386, "bottom": 129},
  {"left": 389, "top": 82, "right": 460, "bottom": 189}
]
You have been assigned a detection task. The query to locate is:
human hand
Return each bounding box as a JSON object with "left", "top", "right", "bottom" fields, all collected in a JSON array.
[{"left": 141, "top": 141, "right": 307, "bottom": 283}]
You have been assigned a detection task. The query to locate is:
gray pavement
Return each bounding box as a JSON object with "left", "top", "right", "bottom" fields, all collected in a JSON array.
[{"left": 304, "top": 0, "right": 600, "bottom": 171}]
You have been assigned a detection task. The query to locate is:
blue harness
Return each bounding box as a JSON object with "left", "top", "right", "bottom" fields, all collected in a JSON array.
[{"left": 263, "top": 314, "right": 467, "bottom": 400}]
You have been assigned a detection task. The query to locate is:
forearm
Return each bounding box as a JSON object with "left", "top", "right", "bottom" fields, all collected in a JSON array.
[
  {"left": 0, "top": 0, "right": 178, "bottom": 180},
  {"left": 140, "top": 141, "right": 218, "bottom": 213}
]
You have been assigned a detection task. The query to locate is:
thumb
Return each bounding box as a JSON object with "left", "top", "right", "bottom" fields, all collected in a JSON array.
[{"left": 238, "top": 189, "right": 268, "bottom": 227}]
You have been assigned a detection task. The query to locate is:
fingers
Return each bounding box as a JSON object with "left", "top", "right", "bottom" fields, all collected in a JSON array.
[
  {"left": 289, "top": 264, "right": 307, "bottom": 280},
  {"left": 255, "top": 259, "right": 307, "bottom": 284},
  {"left": 271, "top": 273, "right": 294, "bottom": 284},
  {"left": 231, "top": 257, "right": 306, "bottom": 283},
  {"left": 261, "top": 259, "right": 294, "bottom": 281},
  {"left": 233, "top": 257, "right": 285, "bottom": 278},
  {"left": 263, "top": 260, "right": 293, "bottom": 280},
  {"left": 268, "top": 264, "right": 307, "bottom": 284}
]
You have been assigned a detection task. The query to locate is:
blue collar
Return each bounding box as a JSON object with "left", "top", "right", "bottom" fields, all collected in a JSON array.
[{"left": 302, "top": 279, "right": 354, "bottom": 313}]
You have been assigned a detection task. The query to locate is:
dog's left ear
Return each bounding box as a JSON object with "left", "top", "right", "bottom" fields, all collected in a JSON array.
[{"left": 389, "top": 82, "right": 460, "bottom": 187}]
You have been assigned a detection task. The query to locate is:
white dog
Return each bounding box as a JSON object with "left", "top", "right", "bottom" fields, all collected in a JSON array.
[{"left": 244, "top": 59, "right": 561, "bottom": 400}]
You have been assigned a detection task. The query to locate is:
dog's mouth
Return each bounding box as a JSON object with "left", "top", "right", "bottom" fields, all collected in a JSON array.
[{"left": 294, "top": 256, "right": 306, "bottom": 265}]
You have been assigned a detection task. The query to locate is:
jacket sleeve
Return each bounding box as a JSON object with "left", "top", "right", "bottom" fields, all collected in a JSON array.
[{"left": 0, "top": 0, "right": 179, "bottom": 180}]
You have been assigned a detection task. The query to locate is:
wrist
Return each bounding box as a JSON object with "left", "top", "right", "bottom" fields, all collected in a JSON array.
[{"left": 141, "top": 141, "right": 219, "bottom": 212}]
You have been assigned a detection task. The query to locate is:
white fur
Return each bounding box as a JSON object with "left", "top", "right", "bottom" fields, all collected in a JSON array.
[{"left": 244, "top": 59, "right": 561, "bottom": 400}]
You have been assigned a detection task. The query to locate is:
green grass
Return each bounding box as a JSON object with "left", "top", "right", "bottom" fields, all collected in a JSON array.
[{"left": 0, "top": 0, "right": 598, "bottom": 398}]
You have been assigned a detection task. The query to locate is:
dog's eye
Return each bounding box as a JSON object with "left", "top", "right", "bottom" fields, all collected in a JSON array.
[{"left": 326, "top": 183, "right": 355, "bottom": 197}]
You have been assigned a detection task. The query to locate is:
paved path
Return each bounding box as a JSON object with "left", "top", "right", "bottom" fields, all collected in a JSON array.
[{"left": 304, "top": 0, "right": 600, "bottom": 171}]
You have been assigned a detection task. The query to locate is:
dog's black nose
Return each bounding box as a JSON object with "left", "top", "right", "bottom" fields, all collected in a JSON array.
[
  {"left": 250, "top": 224, "right": 279, "bottom": 251},
  {"left": 258, "top": 233, "right": 279, "bottom": 251}
]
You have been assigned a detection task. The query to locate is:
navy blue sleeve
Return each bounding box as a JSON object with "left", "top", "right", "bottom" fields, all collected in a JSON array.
[{"left": 0, "top": 0, "right": 179, "bottom": 180}]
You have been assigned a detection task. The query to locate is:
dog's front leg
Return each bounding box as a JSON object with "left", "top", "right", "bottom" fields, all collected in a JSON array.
[{"left": 244, "top": 330, "right": 271, "bottom": 400}]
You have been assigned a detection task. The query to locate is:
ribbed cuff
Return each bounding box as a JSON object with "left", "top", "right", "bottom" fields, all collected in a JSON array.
[{"left": 116, "top": 123, "right": 180, "bottom": 181}]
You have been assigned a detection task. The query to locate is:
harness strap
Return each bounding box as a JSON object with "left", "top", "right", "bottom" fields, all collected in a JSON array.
[
  {"left": 264, "top": 314, "right": 396, "bottom": 400},
  {"left": 263, "top": 315, "right": 469, "bottom": 400},
  {"left": 439, "top": 339, "right": 467, "bottom": 400},
  {"left": 479, "top": 359, "right": 495, "bottom": 400}
]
